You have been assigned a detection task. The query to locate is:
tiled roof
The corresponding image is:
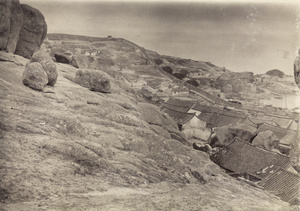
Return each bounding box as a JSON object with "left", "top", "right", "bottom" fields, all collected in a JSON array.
[
  {"left": 198, "top": 112, "right": 212, "bottom": 122},
  {"left": 206, "top": 111, "right": 247, "bottom": 128},
  {"left": 192, "top": 103, "right": 220, "bottom": 113},
  {"left": 164, "top": 98, "right": 196, "bottom": 108},
  {"left": 258, "top": 123, "right": 289, "bottom": 140},
  {"left": 280, "top": 130, "right": 297, "bottom": 146},
  {"left": 162, "top": 107, "right": 196, "bottom": 125},
  {"left": 210, "top": 139, "right": 291, "bottom": 180},
  {"left": 259, "top": 168, "right": 300, "bottom": 205},
  {"left": 161, "top": 103, "right": 191, "bottom": 113}
]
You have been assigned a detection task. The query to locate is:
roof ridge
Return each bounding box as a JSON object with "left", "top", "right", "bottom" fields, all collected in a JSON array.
[
  {"left": 229, "top": 138, "right": 290, "bottom": 158},
  {"left": 162, "top": 107, "right": 196, "bottom": 115},
  {"left": 262, "top": 122, "right": 297, "bottom": 132}
]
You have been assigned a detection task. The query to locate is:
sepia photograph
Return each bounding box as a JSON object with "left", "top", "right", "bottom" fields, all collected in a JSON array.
[{"left": 0, "top": 0, "right": 300, "bottom": 210}]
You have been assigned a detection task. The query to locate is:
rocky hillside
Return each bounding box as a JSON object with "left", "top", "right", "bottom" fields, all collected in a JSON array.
[
  {"left": 0, "top": 49, "right": 298, "bottom": 210},
  {"left": 44, "top": 34, "right": 299, "bottom": 111}
]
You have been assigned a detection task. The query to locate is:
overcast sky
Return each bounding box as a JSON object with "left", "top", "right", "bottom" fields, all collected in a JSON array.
[{"left": 22, "top": 0, "right": 300, "bottom": 75}]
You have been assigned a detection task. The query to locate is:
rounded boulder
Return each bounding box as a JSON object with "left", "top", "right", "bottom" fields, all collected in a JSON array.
[
  {"left": 22, "top": 62, "right": 48, "bottom": 91},
  {"left": 31, "top": 50, "right": 57, "bottom": 86},
  {"left": 74, "top": 69, "right": 111, "bottom": 93},
  {"left": 14, "top": 4, "right": 47, "bottom": 58}
]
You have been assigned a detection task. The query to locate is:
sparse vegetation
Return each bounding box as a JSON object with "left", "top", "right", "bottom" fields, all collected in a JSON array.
[
  {"left": 154, "top": 58, "right": 163, "bottom": 65},
  {"left": 162, "top": 66, "right": 173, "bottom": 74},
  {"left": 187, "top": 79, "right": 199, "bottom": 87},
  {"left": 179, "top": 69, "right": 189, "bottom": 77},
  {"left": 173, "top": 72, "right": 185, "bottom": 80}
]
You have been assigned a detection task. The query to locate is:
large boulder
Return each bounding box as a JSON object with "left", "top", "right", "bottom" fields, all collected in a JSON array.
[
  {"left": 252, "top": 130, "right": 279, "bottom": 151},
  {"left": 14, "top": 4, "right": 47, "bottom": 58},
  {"left": 31, "top": 50, "right": 57, "bottom": 86},
  {"left": 54, "top": 52, "right": 79, "bottom": 68},
  {"left": 22, "top": 62, "right": 48, "bottom": 90},
  {"left": 6, "top": 0, "right": 23, "bottom": 53},
  {"left": 74, "top": 69, "right": 111, "bottom": 93},
  {"left": 294, "top": 49, "right": 300, "bottom": 88},
  {"left": 0, "top": 0, "right": 23, "bottom": 53},
  {"left": 0, "top": 0, "right": 12, "bottom": 50},
  {"left": 209, "top": 123, "right": 257, "bottom": 148}
]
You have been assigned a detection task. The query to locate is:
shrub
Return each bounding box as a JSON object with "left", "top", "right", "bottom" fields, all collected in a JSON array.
[
  {"left": 162, "top": 66, "right": 173, "bottom": 74},
  {"left": 179, "top": 69, "right": 189, "bottom": 77},
  {"left": 154, "top": 59, "right": 163, "bottom": 65},
  {"left": 173, "top": 73, "right": 185, "bottom": 80},
  {"left": 187, "top": 79, "right": 199, "bottom": 87}
]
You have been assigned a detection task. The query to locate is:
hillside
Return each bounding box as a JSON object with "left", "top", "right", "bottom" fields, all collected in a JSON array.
[
  {"left": 44, "top": 34, "right": 299, "bottom": 113},
  {"left": 0, "top": 47, "right": 297, "bottom": 210}
]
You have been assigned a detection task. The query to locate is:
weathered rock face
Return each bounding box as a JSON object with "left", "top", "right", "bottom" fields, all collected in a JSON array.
[
  {"left": 31, "top": 50, "right": 57, "bottom": 86},
  {"left": 252, "top": 130, "right": 279, "bottom": 151},
  {"left": 6, "top": 0, "right": 23, "bottom": 53},
  {"left": 14, "top": 4, "right": 47, "bottom": 58},
  {"left": 138, "top": 102, "right": 178, "bottom": 131},
  {"left": 74, "top": 69, "right": 111, "bottom": 93},
  {"left": 22, "top": 62, "right": 48, "bottom": 90},
  {"left": 209, "top": 123, "right": 257, "bottom": 148},
  {"left": 294, "top": 49, "right": 300, "bottom": 88},
  {"left": 0, "top": 0, "right": 47, "bottom": 57},
  {"left": 138, "top": 102, "right": 190, "bottom": 145},
  {"left": 0, "top": 0, "right": 11, "bottom": 50},
  {"left": 0, "top": 0, "right": 23, "bottom": 52}
]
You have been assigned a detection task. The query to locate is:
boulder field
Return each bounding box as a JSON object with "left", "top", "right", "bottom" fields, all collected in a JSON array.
[{"left": 0, "top": 52, "right": 297, "bottom": 210}]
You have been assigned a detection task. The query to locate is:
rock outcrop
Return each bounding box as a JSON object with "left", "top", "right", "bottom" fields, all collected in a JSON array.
[
  {"left": 138, "top": 102, "right": 190, "bottom": 145},
  {"left": 252, "top": 130, "right": 279, "bottom": 151},
  {"left": 22, "top": 62, "right": 48, "bottom": 90},
  {"left": 0, "top": 0, "right": 47, "bottom": 58},
  {"left": 0, "top": 0, "right": 22, "bottom": 52},
  {"left": 74, "top": 69, "right": 111, "bottom": 93},
  {"left": 294, "top": 49, "right": 300, "bottom": 88},
  {"left": 209, "top": 123, "right": 257, "bottom": 148},
  {"left": 15, "top": 4, "right": 47, "bottom": 58},
  {"left": 54, "top": 52, "right": 79, "bottom": 68},
  {"left": 31, "top": 50, "right": 58, "bottom": 86}
]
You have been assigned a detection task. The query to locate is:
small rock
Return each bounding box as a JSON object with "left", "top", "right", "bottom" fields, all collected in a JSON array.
[{"left": 22, "top": 62, "right": 48, "bottom": 90}]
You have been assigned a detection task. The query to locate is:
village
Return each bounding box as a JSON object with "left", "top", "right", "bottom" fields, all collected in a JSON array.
[
  {"left": 158, "top": 95, "right": 299, "bottom": 205},
  {"left": 43, "top": 33, "right": 300, "bottom": 206}
]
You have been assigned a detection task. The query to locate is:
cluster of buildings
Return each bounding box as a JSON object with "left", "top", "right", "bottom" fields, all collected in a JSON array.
[{"left": 159, "top": 97, "right": 299, "bottom": 205}]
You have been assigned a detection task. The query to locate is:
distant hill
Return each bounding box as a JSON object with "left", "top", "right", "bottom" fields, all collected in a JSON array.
[{"left": 266, "top": 69, "right": 285, "bottom": 78}]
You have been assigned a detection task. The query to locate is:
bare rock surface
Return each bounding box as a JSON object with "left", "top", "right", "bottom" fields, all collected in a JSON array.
[
  {"left": 22, "top": 62, "right": 48, "bottom": 90},
  {"left": 0, "top": 52, "right": 297, "bottom": 211}
]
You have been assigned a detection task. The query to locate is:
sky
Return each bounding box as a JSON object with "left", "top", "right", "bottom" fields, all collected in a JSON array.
[{"left": 21, "top": 0, "right": 300, "bottom": 75}]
